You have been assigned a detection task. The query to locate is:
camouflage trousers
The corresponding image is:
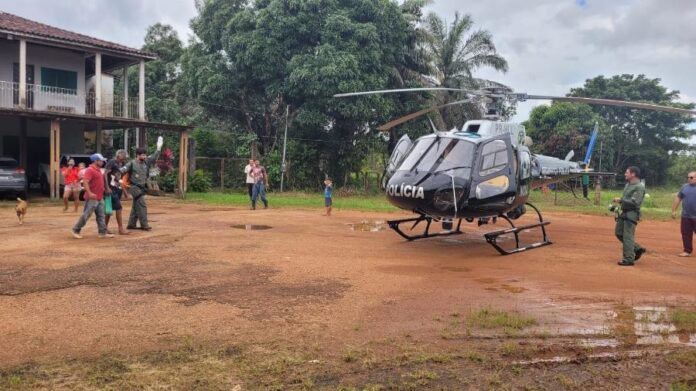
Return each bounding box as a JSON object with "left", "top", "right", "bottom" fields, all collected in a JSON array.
[
  {"left": 128, "top": 186, "right": 149, "bottom": 228},
  {"left": 615, "top": 217, "right": 644, "bottom": 263}
]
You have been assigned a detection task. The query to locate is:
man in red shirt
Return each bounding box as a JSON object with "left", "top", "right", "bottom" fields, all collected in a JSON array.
[
  {"left": 71, "top": 154, "right": 114, "bottom": 239},
  {"left": 61, "top": 158, "right": 81, "bottom": 212}
]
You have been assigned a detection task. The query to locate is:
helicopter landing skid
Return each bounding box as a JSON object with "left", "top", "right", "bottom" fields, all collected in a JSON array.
[
  {"left": 484, "top": 203, "right": 552, "bottom": 255},
  {"left": 387, "top": 214, "right": 463, "bottom": 241}
]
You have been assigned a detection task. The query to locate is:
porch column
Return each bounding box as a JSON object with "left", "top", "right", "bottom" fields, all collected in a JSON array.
[
  {"left": 137, "top": 60, "right": 145, "bottom": 148},
  {"left": 177, "top": 131, "right": 189, "bottom": 198},
  {"left": 138, "top": 60, "right": 145, "bottom": 120},
  {"left": 123, "top": 66, "right": 129, "bottom": 118},
  {"left": 95, "top": 53, "right": 102, "bottom": 117},
  {"left": 18, "top": 39, "right": 27, "bottom": 108},
  {"left": 95, "top": 123, "right": 102, "bottom": 153},
  {"left": 123, "top": 66, "right": 130, "bottom": 152},
  {"left": 49, "top": 120, "right": 61, "bottom": 199}
]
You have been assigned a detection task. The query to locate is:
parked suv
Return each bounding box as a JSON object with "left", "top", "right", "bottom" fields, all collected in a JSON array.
[
  {"left": 38, "top": 154, "right": 92, "bottom": 195},
  {"left": 0, "top": 157, "right": 28, "bottom": 199}
]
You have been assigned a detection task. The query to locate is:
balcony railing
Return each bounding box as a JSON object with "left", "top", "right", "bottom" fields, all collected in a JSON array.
[{"left": 0, "top": 80, "right": 141, "bottom": 120}]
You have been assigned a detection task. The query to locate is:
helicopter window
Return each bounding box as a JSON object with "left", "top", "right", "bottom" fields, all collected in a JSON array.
[
  {"left": 418, "top": 138, "right": 455, "bottom": 171},
  {"left": 434, "top": 139, "right": 475, "bottom": 173},
  {"left": 400, "top": 137, "right": 435, "bottom": 171},
  {"left": 480, "top": 140, "right": 508, "bottom": 176}
]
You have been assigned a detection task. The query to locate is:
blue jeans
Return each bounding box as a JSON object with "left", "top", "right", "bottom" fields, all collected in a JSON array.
[
  {"left": 252, "top": 182, "right": 268, "bottom": 208},
  {"left": 73, "top": 199, "right": 106, "bottom": 234}
]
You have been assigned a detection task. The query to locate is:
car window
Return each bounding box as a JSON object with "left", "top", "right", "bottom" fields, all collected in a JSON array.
[{"left": 0, "top": 159, "right": 18, "bottom": 168}]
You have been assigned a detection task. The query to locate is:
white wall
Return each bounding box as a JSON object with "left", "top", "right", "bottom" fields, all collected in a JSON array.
[
  {"left": 0, "top": 38, "right": 86, "bottom": 113},
  {"left": 85, "top": 74, "right": 115, "bottom": 116}
]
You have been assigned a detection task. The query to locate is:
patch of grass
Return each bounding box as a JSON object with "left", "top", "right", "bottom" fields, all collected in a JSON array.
[
  {"left": 403, "top": 369, "right": 439, "bottom": 388},
  {"left": 86, "top": 355, "right": 130, "bottom": 386},
  {"left": 668, "top": 350, "right": 696, "bottom": 367},
  {"left": 670, "top": 378, "right": 696, "bottom": 391},
  {"left": 183, "top": 192, "right": 398, "bottom": 212},
  {"left": 528, "top": 187, "right": 679, "bottom": 221},
  {"left": 499, "top": 342, "right": 520, "bottom": 357},
  {"left": 455, "top": 350, "right": 487, "bottom": 363},
  {"left": 466, "top": 307, "right": 537, "bottom": 330},
  {"left": 670, "top": 308, "right": 696, "bottom": 333},
  {"left": 342, "top": 350, "right": 359, "bottom": 363},
  {"left": 556, "top": 374, "right": 579, "bottom": 388}
]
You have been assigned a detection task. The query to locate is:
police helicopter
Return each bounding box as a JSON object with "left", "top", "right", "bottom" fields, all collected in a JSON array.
[{"left": 334, "top": 81, "right": 696, "bottom": 255}]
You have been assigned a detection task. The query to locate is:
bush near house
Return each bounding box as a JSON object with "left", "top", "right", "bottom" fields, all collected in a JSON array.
[{"left": 188, "top": 170, "right": 212, "bottom": 193}]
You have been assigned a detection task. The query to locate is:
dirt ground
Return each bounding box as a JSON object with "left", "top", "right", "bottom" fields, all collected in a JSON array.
[{"left": 1, "top": 197, "right": 696, "bottom": 389}]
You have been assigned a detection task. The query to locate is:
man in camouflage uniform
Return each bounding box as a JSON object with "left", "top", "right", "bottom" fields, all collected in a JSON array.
[
  {"left": 121, "top": 137, "right": 163, "bottom": 231},
  {"left": 614, "top": 166, "right": 647, "bottom": 266}
]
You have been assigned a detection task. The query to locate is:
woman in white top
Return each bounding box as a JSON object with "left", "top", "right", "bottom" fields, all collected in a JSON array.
[{"left": 244, "top": 159, "right": 255, "bottom": 200}]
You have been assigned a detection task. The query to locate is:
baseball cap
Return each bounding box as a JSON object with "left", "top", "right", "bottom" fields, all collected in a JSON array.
[{"left": 90, "top": 153, "right": 107, "bottom": 162}]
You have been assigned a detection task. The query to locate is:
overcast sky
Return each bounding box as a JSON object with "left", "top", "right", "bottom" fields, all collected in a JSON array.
[{"left": 1, "top": 0, "right": 694, "bottom": 123}]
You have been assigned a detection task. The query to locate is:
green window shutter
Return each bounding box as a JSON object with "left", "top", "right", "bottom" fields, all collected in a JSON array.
[{"left": 40, "top": 67, "right": 77, "bottom": 94}]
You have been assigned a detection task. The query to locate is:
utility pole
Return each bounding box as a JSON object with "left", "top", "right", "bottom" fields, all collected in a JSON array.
[{"left": 280, "top": 105, "right": 289, "bottom": 192}]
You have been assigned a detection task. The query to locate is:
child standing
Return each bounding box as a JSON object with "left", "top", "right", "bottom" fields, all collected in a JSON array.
[{"left": 324, "top": 179, "right": 333, "bottom": 216}]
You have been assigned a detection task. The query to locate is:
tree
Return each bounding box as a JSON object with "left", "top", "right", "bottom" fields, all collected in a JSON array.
[
  {"left": 180, "top": 0, "right": 431, "bottom": 188},
  {"left": 569, "top": 75, "right": 695, "bottom": 185},
  {"left": 524, "top": 102, "right": 614, "bottom": 170},
  {"left": 423, "top": 12, "right": 508, "bottom": 129}
]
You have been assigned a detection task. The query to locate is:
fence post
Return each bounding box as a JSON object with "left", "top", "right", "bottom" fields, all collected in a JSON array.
[{"left": 220, "top": 158, "right": 225, "bottom": 192}]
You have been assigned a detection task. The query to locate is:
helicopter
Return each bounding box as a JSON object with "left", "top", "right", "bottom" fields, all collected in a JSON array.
[{"left": 334, "top": 81, "right": 696, "bottom": 255}]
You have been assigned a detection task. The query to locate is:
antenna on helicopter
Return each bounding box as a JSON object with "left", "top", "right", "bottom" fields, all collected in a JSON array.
[{"left": 427, "top": 117, "right": 438, "bottom": 133}]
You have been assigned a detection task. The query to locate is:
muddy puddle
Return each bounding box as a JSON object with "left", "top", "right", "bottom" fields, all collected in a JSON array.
[
  {"left": 350, "top": 220, "right": 386, "bottom": 232},
  {"left": 231, "top": 224, "right": 272, "bottom": 231},
  {"left": 508, "top": 305, "right": 696, "bottom": 367}
]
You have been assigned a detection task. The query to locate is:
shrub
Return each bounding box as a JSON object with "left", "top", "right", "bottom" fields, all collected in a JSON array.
[
  {"left": 158, "top": 170, "right": 178, "bottom": 193},
  {"left": 189, "top": 169, "right": 212, "bottom": 192}
]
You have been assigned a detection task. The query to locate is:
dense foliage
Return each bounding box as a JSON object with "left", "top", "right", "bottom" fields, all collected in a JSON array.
[{"left": 133, "top": 2, "right": 693, "bottom": 192}]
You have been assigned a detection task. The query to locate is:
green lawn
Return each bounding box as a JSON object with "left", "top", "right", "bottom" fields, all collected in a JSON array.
[
  {"left": 182, "top": 191, "right": 400, "bottom": 212},
  {"left": 183, "top": 187, "right": 681, "bottom": 220}
]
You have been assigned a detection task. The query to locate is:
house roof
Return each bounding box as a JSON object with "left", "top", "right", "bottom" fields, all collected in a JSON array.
[{"left": 0, "top": 11, "right": 156, "bottom": 60}]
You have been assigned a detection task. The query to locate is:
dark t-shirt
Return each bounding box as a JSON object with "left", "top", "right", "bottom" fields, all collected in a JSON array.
[
  {"left": 105, "top": 159, "right": 123, "bottom": 189},
  {"left": 678, "top": 184, "right": 696, "bottom": 218}
]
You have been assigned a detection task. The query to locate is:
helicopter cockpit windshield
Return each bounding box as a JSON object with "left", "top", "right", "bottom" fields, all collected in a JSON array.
[{"left": 398, "top": 137, "right": 475, "bottom": 177}]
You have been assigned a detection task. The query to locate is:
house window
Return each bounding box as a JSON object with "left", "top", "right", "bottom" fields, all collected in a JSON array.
[{"left": 41, "top": 68, "right": 77, "bottom": 94}]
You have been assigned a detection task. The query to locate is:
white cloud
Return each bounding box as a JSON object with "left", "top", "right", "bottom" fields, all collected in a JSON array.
[{"left": 1, "top": 0, "right": 694, "bottom": 126}]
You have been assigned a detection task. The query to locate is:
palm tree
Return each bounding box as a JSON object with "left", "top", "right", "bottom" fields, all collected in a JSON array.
[{"left": 424, "top": 12, "right": 508, "bottom": 129}]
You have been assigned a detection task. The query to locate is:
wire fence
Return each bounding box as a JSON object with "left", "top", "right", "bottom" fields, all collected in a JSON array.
[
  {"left": 195, "top": 157, "right": 386, "bottom": 193},
  {"left": 195, "top": 157, "right": 250, "bottom": 191}
]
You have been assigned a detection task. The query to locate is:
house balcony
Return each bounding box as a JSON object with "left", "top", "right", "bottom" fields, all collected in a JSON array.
[{"left": 0, "top": 80, "right": 141, "bottom": 120}]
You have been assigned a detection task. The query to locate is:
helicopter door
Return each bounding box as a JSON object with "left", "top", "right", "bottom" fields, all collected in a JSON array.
[
  {"left": 383, "top": 134, "right": 412, "bottom": 188},
  {"left": 518, "top": 149, "right": 532, "bottom": 197},
  {"left": 472, "top": 137, "right": 517, "bottom": 200}
]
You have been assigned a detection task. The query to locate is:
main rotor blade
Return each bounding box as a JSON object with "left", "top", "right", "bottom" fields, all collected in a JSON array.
[
  {"left": 334, "top": 87, "right": 470, "bottom": 98},
  {"left": 377, "top": 99, "right": 475, "bottom": 131},
  {"left": 524, "top": 95, "right": 696, "bottom": 116}
]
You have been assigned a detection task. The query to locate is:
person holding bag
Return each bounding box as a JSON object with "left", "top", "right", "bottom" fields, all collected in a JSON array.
[{"left": 105, "top": 149, "right": 130, "bottom": 235}]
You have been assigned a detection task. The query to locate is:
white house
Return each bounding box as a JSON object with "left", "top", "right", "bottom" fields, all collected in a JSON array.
[{"left": 0, "top": 11, "right": 191, "bottom": 198}]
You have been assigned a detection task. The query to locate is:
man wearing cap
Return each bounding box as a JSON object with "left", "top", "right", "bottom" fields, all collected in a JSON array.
[
  {"left": 121, "top": 137, "right": 163, "bottom": 230},
  {"left": 71, "top": 153, "right": 113, "bottom": 239}
]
